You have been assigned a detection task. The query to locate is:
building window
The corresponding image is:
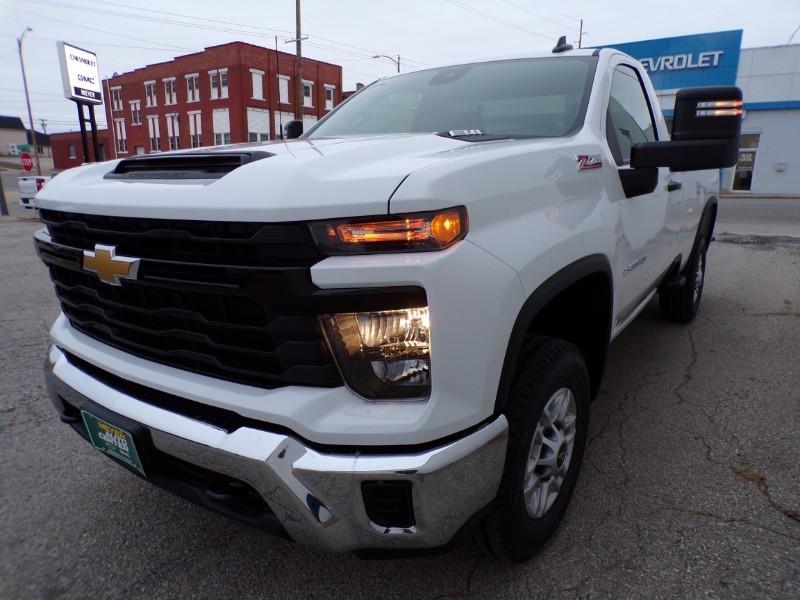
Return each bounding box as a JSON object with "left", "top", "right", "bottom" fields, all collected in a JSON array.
[
  {"left": 147, "top": 115, "right": 161, "bottom": 152},
  {"left": 165, "top": 113, "right": 180, "bottom": 150},
  {"left": 185, "top": 73, "right": 200, "bottom": 102},
  {"left": 212, "top": 107, "right": 231, "bottom": 145},
  {"left": 114, "top": 118, "right": 127, "bottom": 154},
  {"left": 209, "top": 68, "right": 229, "bottom": 100},
  {"left": 303, "top": 81, "right": 313, "bottom": 107},
  {"left": 110, "top": 86, "right": 123, "bottom": 111},
  {"left": 251, "top": 69, "right": 264, "bottom": 100},
  {"left": 278, "top": 75, "right": 290, "bottom": 104},
  {"left": 209, "top": 70, "right": 218, "bottom": 100},
  {"left": 188, "top": 111, "right": 202, "bottom": 148},
  {"left": 144, "top": 81, "right": 157, "bottom": 107},
  {"left": 163, "top": 78, "right": 177, "bottom": 105},
  {"left": 324, "top": 85, "right": 335, "bottom": 110},
  {"left": 68, "top": 144, "right": 76, "bottom": 159},
  {"left": 129, "top": 100, "right": 141, "bottom": 125},
  {"left": 220, "top": 68, "right": 229, "bottom": 98},
  {"left": 247, "top": 107, "right": 270, "bottom": 142}
]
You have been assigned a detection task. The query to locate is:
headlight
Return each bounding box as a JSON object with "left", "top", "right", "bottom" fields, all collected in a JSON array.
[
  {"left": 309, "top": 207, "right": 467, "bottom": 254},
  {"left": 321, "top": 307, "right": 431, "bottom": 400}
]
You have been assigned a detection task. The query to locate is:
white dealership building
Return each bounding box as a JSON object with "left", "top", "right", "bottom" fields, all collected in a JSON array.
[{"left": 605, "top": 31, "right": 800, "bottom": 196}]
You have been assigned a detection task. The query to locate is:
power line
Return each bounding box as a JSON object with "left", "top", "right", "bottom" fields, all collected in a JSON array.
[
  {"left": 77, "top": 0, "right": 429, "bottom": 67},
  {"left": 0, "top": 32, "right": 190, "bottom": 53},
  {"left": 30, "top": 0, "right": 429, "bottom": 68},
  {"left": 2, "top": 0, "right": 399, "bottom": 89},
  {"left": 0, "top": 4, "right": 195, "bottom": 51},
  {"left": 496, "top": 0, "right": 576, "bottom": 31},
  {"left": 440, "top": 0, "right": 553, "bottom": 40}
]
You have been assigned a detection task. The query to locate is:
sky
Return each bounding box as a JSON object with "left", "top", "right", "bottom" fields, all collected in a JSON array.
[{"left": 1, "top": 0, "right": 798, "bottom": 134}]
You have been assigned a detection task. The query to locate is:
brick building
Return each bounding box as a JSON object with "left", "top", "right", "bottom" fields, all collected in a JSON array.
[{"left": 51, "top": 42, "right": 342, "bottom": 169}]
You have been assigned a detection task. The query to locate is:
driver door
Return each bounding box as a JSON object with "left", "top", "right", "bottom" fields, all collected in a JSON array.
[{"left": 605, "top": 62, "right": 684, "bottom": 325}]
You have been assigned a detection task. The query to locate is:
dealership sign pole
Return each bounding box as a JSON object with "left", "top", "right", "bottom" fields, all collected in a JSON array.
[{"left": 57, "top": 42, "right": 103, "bottom": 163}]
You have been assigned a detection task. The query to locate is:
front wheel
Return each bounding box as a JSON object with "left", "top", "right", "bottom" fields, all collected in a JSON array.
[{"left": 482, "top": 337, "right": 590, "bottom": 562}]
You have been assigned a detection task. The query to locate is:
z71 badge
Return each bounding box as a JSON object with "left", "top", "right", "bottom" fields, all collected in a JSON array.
[{"left": 576, "top": 154, "right": 603, "bottom": 170}]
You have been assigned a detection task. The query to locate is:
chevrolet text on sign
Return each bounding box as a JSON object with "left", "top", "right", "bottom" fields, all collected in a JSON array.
[
  {"left": 640, "top": 51, "right": 724, "bottom": 72},
  {"left": 57, "top": 41, "right": 103, "bottom": 105}
]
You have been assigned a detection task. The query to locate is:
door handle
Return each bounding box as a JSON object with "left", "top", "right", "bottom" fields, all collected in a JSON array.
[{"left": 667, "top": 180, "right": 682, "bottom": 192}]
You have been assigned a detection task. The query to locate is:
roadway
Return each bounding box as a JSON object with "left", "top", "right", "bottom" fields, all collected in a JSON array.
[{"left": 0, "top": 201, "right": 798, "bottom": 598}]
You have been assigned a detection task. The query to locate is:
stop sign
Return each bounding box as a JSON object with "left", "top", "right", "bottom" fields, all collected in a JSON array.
[{"left": 20, "top": 152, "right": 33, "bottom": 172}]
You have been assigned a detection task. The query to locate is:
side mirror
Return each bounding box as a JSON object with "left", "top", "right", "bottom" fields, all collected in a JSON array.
[
  {"left": 285, "top": 120, "right": 303, "bottom": 139},
  {"left": 631, "top": 86, "right": 742, "bottom": 171}
]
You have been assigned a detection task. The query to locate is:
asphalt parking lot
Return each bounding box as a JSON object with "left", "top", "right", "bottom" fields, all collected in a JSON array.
[{"left": 1, "top": 206, "right": 798, "bottom": 599}]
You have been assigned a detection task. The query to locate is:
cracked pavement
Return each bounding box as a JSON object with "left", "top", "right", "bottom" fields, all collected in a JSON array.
[{"left": 1, "top": 217, "right": 798, "bottom": 599}]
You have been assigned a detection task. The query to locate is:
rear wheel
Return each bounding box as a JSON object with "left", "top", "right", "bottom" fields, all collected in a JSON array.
[
  {"left": 660, "top": 235, "right": 708, "bottom": 323},
  {"left": 483, "top": 337, "right": 590, "bottom": 562}
]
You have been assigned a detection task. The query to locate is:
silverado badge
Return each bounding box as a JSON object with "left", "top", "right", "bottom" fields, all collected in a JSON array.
[{"left": 82, "top": 244, "right": 141, "bottom": 286}]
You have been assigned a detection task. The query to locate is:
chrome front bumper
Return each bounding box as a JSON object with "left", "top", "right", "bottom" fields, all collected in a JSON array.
[{"left": 44, "top": 346, "right": 508, "bottom": 553}]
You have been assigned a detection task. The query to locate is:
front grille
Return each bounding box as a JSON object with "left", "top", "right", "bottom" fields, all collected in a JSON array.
[
  {"left": 39, "top": 208, "right": 320, "bottom": 267},
  {"left": 37, "top": 209, "right": 343, "bottom": 389}
]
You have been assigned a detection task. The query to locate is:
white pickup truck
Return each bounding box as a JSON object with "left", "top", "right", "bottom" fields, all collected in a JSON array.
[
  {"left": 18, "top": 174, "right": 50, "bottom": 208},
  {"left": 34, "top": 40, "right": 742, "bottom": 561}
]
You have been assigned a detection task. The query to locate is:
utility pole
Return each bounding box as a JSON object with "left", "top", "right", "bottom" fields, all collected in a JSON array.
[
  {"left": 274, "top": 36, "right": 283, "bottom": 139},
  {"left": 294, "top": 0, "right": 303, "bottom": 121},
  {"left": 18, "top": 27, "right": 41, "bottom": 176},
  {"left": 39, "top": 118, "right": 48, "bottom": 157},
  {"left": 577, "top": 19, "right": 587, "bottom": 49},
  {"left": 284, "top": 1, "right": 308, "bottom": 125}
]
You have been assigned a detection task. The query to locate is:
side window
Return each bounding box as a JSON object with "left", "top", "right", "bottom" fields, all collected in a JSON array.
[{"left": 606, "top": 65, "right": 658, "bottom": 165}]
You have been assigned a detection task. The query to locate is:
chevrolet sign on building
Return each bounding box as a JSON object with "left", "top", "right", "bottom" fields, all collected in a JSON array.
[
  {"left": 600, "top": 30, "right": 800, "bottom": 197},
  {"left": 600, "top": 30, "right": 743, "bottom": 89}
]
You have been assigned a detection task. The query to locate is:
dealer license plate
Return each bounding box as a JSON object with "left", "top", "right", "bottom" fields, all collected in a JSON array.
[{"left": 80, "top": 410, "right": 146, "bottom": 476}]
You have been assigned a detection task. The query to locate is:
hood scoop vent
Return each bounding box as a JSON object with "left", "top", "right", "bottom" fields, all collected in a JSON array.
[{"left": 104, "top": 151, "right": 273, "bottom": 180}]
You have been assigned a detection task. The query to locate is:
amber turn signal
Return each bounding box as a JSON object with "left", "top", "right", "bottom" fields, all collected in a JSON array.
[{"left": 310, "top": 207, "right": 468, "bottom": 254}]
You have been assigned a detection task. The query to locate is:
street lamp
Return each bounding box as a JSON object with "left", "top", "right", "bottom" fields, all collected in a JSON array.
[
  {"left": 372, "top": 54, "right": 401, "bottom": 73},
  {"left": 18, "top": 27, "right": 41, "bottom": 176}
]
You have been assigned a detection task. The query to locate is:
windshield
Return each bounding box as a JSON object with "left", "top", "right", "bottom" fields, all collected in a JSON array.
[{"left": 308, "top": 56, "right": 597, "bottom": 139}]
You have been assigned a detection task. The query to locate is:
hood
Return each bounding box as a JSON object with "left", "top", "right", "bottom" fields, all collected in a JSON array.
[{"left": 35, "top": 134, "right": 477, "bottom": 222}]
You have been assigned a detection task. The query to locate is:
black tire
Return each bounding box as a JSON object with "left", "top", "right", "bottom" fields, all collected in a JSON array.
[
  {"left": 483, "top": 336, "right": 590, "bottom": 562},
  {"left": 660, "top": 235, "right": 708, "bottom": 323}
]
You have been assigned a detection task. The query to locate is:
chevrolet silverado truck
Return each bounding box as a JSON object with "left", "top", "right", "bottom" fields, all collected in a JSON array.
[{"left": 34, "top": 39, "right": 742, "bottom": 562}]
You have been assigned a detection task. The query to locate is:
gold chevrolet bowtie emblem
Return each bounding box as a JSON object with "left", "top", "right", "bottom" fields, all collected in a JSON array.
[{"left": 82, "top": 244, "right": 141, "bottom": 286}]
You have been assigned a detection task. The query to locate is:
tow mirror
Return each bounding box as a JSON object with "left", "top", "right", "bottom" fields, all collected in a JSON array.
[
  {"left": 285, "top": 120, "right": 304, "bottom": 139},
  {"left": 631, "top": 86, "right": 742, "bottom": 171}
]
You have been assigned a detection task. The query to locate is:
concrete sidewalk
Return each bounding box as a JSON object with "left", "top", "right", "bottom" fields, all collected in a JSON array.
[
  {"left": 716, "top": 195, "right": 800, "bottom": 238},
  {"left": 0, "top": 190, "right": 40, "bottom": 223}
]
